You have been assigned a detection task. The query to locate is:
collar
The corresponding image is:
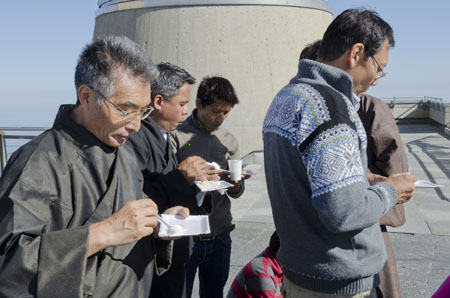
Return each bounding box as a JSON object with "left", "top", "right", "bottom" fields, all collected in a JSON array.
[
  {"left": 141, "top": 116, "right": 169, "bottom": 144},
  {"left": 352, "top": 93, "right": 361, "bottom": 110},
  {"left": 187, "top": 109, "right": 210, "bottom": 134},
  {"left": 263, "top": 247, "right": 283, "bottom": 275},
  {"left": 159, "top": 127, "right": 168, "bottom": 141},
  {"left": 52, "top": 105, "right": 115, "bottom": 153},
  {"left": 290, "top": 59, "right": 354, "bottom": 101}
]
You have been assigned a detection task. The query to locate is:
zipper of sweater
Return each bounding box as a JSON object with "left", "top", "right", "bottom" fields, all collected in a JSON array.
[{"left": 207, "top": 135, "right": 212, "bottom": 162}]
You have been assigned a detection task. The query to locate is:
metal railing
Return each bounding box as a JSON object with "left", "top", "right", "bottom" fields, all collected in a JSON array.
[
  {"left": 379, "top": 96, "right": 446, "bottom": 109},
  {"left": 0, "top": 95, "right": 448, "bottom": 172},
  {"left": 0, "top": 127, "right": 49, "bottom": 173},
  {"left": 378, "top": 96, "right": 449, "bottom": 126}
]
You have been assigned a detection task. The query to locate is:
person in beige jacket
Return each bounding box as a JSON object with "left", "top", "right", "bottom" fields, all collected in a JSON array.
[{"left": 358, "top": 93, "right": 409, "bottom": 298}]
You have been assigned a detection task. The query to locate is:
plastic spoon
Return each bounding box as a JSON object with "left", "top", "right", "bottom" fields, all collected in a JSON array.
[
  {"left": 157, "top": 215, "right": 185, "bottom": 235},
  {"left": 206, "top": 162, "right": 253, "bottom": 176}
]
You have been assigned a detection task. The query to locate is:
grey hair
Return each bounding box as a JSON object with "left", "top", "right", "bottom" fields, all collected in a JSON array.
[
  {"left": 151, "top": 62, "right": 196, "bottom": 102},
  {"left": 75, "top": 35, "right": 159, "bottom": 105}
]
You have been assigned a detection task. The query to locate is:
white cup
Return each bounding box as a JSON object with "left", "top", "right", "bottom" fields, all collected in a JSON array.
[{"left": 228, "top": 160, "right": 242, "bottom": 181}]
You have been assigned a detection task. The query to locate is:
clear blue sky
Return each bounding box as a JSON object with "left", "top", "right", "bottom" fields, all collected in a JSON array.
[{"left": 1, "top": 0, "right": 449, "bottom": 128}]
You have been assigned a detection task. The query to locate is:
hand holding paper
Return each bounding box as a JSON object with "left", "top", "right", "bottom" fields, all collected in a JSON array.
[
  {"left": 385, "top": 173, "right": 417, "bottom": 204},
  {"left": 158, "top": 214, "right": 211, "bottom": 237},
  {"left": 194, "top": 180, "right": 234, "bottom": 206}
]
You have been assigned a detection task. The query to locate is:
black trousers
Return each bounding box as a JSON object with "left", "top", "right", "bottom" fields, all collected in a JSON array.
[{"left": 150, "top": 237, "right": 190, "bottom": 298}]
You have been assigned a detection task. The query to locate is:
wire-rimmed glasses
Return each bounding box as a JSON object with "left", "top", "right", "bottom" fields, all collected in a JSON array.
[
  {"left": 371, "top": 56, "right": 387, "bottom": 80},
  {"left": 92, "top": 87, "right": 152, "bottom": 120}
]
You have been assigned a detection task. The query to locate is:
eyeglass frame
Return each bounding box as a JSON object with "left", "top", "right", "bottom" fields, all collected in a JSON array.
[
  {"left": 371, "top": 56, "right": 387, "bottom": 80},
  {"left": 89, "top": 86, "right": 153, "bottom": 120}
]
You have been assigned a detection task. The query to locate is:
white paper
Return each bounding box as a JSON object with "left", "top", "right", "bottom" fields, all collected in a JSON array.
[
  {"left": 194, "top": 180, "right": 234, "bottom": 207},
  {"left": 158, "top": 214, "right": 210, "bottom": 237},
  {"left": 194, "top": 180, "right": 234, "bottom": 192},
  {"left": 220, "top": 169, "right": 253, "bottom": 176},
  {"left": 195, "top": 191, "right": 206, "bottom": 206},
  {"left": 414, "top": 180, "right": 443, "bottom": 188}
]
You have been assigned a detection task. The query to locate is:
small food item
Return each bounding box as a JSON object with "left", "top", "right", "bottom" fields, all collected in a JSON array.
[
  {"left": 206, "top": 162, "right": 220, "bottom": 170},
  {"left": 167, "top": 224, "right": 184, "bottom": 235},
  {"left": 198, "top": 180, "right": 215, "bottom": 188},
  {"left": 194, "top": 180, "right": 234, "bottom": 192}
]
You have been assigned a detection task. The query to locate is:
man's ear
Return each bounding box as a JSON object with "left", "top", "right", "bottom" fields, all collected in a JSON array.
[
  {"left": 348, "top": 43, "right": 365, "bottom": 68},
  {"left": 153, "top": 95, "right": 165, "bottom": 111},
  {"left": 78, "top": 85, "right": 94, "bottom": 109},
  {"left": 195, "top": 98, "right": 202, "bottom": 109}
]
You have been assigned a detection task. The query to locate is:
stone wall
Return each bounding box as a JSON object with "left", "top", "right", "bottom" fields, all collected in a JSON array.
[{"left": 94, "top": 3, "right": 332, "bottom": 155}]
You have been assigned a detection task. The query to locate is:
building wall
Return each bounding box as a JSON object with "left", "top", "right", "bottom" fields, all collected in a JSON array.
[{"left": 94, "top": 3, "right": 332, "bottom": 155}]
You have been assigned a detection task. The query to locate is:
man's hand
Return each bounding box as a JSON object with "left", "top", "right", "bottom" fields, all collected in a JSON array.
[
  {"left": 222, "top": 172, "right": 251, "bottom": 194},
  {"left": 366, "top": 172, "right": 387, "bottom": 185},
  {"left": 177, "top": 156, "right": 220, "bottom": 183},
  {"left": 88, "top": 198, "right": 158, "bottom": 256},
  {"left": 156, "top": 205, "right": 190, "bottom": 240},
  {"left": 385, "top": 172, "right": 417, "bottom": 204},
  {"left": 163, "top": 205, "right": 190, "bottom": 217}
]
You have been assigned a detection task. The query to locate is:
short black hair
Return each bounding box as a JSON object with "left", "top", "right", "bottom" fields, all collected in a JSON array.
[
  {"left": 299, "top": 40, "right": 322, "bottom": 61},
  {"left": 268, "top": 231, "right": 280, "bottom": 255},
  {"left": 196, "top": 76, "right": 239, "bottom": 107},
  {"left": 151, "top": 62, "right": 195, "bottom": 102},
  {"left": 318, "top": 9, "right": 394, "bottom": 61}
]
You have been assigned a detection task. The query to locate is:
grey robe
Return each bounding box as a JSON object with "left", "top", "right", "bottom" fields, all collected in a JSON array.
[{"left": 0, "top": 105, "right": 170, "bottom": 298}]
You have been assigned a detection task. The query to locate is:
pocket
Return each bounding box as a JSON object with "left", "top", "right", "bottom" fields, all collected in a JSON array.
[{"left": 217, "top": 232, "right": 232, "bottom": 246}]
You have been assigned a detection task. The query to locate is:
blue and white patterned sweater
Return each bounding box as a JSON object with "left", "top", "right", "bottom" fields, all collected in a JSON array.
[{"left": 262, "top": 59, "right": 398, "bottom": 294}]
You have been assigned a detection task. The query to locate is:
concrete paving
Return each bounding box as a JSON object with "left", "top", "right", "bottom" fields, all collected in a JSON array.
[{"left": 190, "top": 123, "right": 450, "bottom": 298}]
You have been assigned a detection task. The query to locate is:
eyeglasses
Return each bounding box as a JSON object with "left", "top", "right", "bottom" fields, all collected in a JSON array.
[
  {"left": 91, "top": 87, "right": 152, "bottom": 120},
  {"left": 371, "top": 56, "right": 387, "bottom": 80}
]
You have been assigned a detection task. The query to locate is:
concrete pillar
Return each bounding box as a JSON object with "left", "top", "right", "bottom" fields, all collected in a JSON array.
[{"left": 94, "top": 0, "right": 332, "bottom": 155}]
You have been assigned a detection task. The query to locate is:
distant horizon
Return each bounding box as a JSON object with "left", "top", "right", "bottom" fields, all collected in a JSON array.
[{"left": 2, "top": 93, "right": 448, "bottom": 166}]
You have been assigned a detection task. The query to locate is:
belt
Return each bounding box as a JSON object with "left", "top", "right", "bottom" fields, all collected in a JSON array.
[
  {"left": 194, "top": 235, "right": 215, "bottom": 241},
  {"left": 193, "top": 225, "right": 235, "bottom": 241}
]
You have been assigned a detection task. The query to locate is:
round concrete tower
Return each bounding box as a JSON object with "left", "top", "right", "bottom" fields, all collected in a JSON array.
[{"left": 94, "top": 0, "right": 332, "bottom": 155}]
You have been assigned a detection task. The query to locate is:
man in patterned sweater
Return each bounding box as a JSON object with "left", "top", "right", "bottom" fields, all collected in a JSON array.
[{"left": 263, "top": 9, "right": 416, "bottom": 298}]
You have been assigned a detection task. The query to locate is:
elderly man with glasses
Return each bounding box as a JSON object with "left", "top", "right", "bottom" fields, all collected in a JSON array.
[{"left": 0, "top": 36, "right": 189, "bottom": 298}]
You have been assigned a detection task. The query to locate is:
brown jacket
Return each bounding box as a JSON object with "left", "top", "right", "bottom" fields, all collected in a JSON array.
[{"left": 358, "top": 93, "right": 409, "bottom": 298}]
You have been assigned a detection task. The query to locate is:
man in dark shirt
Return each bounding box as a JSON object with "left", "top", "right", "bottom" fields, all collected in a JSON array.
[
  {"left": 172, "top": 76, "right": 247, "bottom": 298},
  {"left": 127, "top": 62, "right": 219, "bottom": 298}
]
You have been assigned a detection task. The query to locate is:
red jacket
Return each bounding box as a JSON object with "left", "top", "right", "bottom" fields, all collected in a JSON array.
[{"left": 227, "top": 247, "right": 283, "bottom": 298}]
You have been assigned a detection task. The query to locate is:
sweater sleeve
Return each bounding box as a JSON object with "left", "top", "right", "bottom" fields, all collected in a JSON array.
[{"left": 299, "top": 119, "right": 398, "bottom": 233}]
